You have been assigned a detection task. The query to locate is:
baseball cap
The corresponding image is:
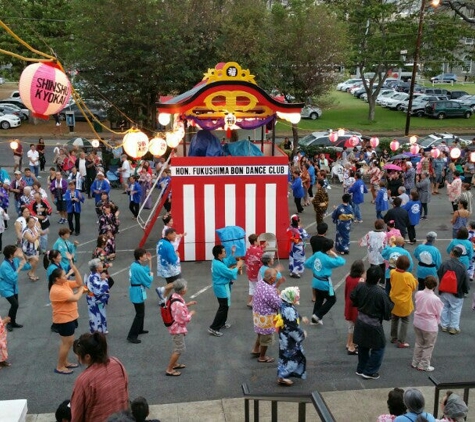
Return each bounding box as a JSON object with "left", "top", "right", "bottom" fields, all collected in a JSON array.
[
  {"left": 14, "top": 170, "right": 22, "bottom": 175},
  {"left": 97, "top": 171, "right": 104, "bottom": 176}
]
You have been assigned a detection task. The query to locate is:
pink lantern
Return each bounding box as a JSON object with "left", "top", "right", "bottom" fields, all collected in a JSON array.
[
  {"left": 370, "top": 136, "right": 379, "bottom": 148},
  {"left": 349, "top": 135, "right": 360, "bottom": 147},
  {"left": 430, "top": 148, "right": 440, "bottom": 159},
  {"left": 410, "top": 144, "right": 419, "bottom": 155},
  {"left": 450, "top": 147, "right": 461, "bottom": 159},
  {"left": 329, "top": 132, "right": 338, "bottom": 143},
  {"left": 19, "top": 62, "right": 71, "bottom": 119},
  {"left": 390, "top": 140, "right": 399, "bottom": 151}
]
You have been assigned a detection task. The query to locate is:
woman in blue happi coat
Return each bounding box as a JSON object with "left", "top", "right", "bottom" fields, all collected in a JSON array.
[
  {"left": 276, "top": 286, "right": 307, "bottom": 386},
  {"left": 85, "top": 258, "right": 110, "bottom": 334},
  {"left": 332, "top": 193, "right": 354, "bottom": 254}
]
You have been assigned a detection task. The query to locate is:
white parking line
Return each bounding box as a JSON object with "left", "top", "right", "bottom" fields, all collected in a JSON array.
[{"left": 190, "top": 285, "right": 212, "bottom": 299}]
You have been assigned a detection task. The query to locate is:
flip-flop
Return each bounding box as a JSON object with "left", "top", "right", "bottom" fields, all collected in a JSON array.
[
  {"left": 173, "top": 364, "right": 186, "bottom": 369},
  {"left": 250, "top": 352, "right": 260, "bottom": 357},
  {"left": 258, "top": 357, "right": 275, "bottom": 363},
  {"left": 165, "top": 370, "right": 181, "bottom": 376},
  {"left": 54, "top": 368, "right": 74, "bottom": 375},
  {"left": 66, "top": 363, "right": 79, "bottom": 369}
]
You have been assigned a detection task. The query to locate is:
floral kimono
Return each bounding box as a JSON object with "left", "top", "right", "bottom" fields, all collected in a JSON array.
[
  {"left": 86, "top": 271, "right": 110, "bottom": 333},
  {"left": 0, "top": 317, "right": 7, "bottom": 363},
  {"left": 287, "top": 226, "right": 309, "bottom": 276},
  {"left": 276, "top": 288, "right": 306, "bottom": 382},
  {"left": 332, "top": 203, "right": 354, "bottom": 254}
]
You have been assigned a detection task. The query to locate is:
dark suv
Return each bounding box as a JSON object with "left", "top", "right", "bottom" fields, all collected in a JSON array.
[{"left": 424, "top": 100, "right": 472, "bottom": 119}]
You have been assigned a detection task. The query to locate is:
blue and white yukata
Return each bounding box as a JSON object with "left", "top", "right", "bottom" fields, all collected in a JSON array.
[
  {"left": 332, "top": 203, "right": 354, "bottom": 254},
  {"left": 86, "top": 271, "right": 110, "bottom": 333},
  {"left": 287, "top": 226, "right": 309, "bottom": 276}
]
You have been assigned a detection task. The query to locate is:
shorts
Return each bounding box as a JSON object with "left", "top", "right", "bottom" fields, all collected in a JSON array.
[
  {"left": 165, "top": 274, "right": 182, "bottom": 283},
  {"left": 347, "top": 320, "right": 355, "bottom": 334},
  {"left": 56, "top": 319, "right": 78, "bottom": 337},
  {"left": 258, "top": 333, "right": 274, "bottom": 346},
  {"left": 435, "top": 174, "right": 443, "bottom": 184},
  {"left": 172, "top": 334, "right": 186, "bottom": 354},
  {"left": 56, "top": 199, "right": 67, "bottom": 212},
  {"left": 248, "top": 280, "right": 257, "bottom": 296},
  {"left": 14, "top": 156, "right": 21, "bottom": 165}
]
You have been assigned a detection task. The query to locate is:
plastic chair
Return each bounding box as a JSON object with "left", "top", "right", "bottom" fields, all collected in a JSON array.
[{"left": 257, "top": 233, "right": 279, "bottom": 262}]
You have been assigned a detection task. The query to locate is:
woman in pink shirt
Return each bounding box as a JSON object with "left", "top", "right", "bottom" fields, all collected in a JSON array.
[
  {"left": 411, "top": 275, "right": 444, "bottom": 372},
  {"left": 165, "top": 279, "right": 196, "bottom": 376}
]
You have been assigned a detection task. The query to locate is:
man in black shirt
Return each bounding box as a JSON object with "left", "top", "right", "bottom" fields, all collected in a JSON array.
[
  {"left": 384, "top": 197, "right": 409, "bottom": 239},
  {"left": 309, "top": 223, "right": 330, "bottom": 254}
]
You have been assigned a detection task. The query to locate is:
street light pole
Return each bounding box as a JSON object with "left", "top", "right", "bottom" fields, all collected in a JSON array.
[{"left": 405, "top": 0, "right": 427, "bottom": 136}]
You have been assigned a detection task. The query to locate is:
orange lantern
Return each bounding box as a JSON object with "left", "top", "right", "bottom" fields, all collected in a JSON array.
[
  {"left": 390, "top": 140, "right": 399, "bottom": 151},
  {"left": 329, "top": 132, "right": 338, "bottom": 143},
  {"left": 430, "top": 148, "right": 440, "bottom": 159},
  {"left": 19, "top": 62, "right": 71, "bottom": 119},
  {"left": 410, "top": 144, "right": 419, "bottom": 155},
  {"left": 123, "top": 130, "right": 149, "bottom": 158},
  {"left": 370, "top": 136, "right": 379, "bottom": 148}
]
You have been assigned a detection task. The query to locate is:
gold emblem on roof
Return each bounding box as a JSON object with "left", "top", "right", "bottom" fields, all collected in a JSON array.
[{"left": 203, "top": 62, "right": 256, "bottom": 85}]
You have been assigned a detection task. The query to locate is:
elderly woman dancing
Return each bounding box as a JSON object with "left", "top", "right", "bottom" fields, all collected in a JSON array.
[{"left": 85, "top": 259, "right": 110, "bottom": 334}]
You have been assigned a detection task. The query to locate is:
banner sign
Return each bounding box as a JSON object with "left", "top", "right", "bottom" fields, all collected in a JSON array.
[{"left": 171, "top": 165, "right": 288, "bottom": 177}]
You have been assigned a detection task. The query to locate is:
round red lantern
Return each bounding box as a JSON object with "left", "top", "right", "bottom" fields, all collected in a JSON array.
[
  {"left": 430, "top": 148, "right": 440, "bottom": 159},
  {"left": 329, "top": 132, "right": 338, "bottom": 143},
  {"left": 370, "top": 136, "right": 379, "bottom": 148},
  {"left": 390, "top": 140, "right": 399, "bottom": 151},
  {"left": 410, "top": 144, "right": 419, "bottom": 155},
  {"left": 450, "top": 147, "right": 461, "bottom": 160},
  {"left": 349, "top": 135, "right": 360, "bottom": 147},
  {"left": 19, "top": 62, "right": 71, "bottom": 119},
  {"left": 123, "top": 130, "right": 149, "bottom": 158}
]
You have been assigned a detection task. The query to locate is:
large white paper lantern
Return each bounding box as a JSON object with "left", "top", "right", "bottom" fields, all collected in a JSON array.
[
  {"left": 123, "top": 130, "right": 149, "bottom": 158},
  {"left": 149, "top": 136, "right": 167, "bottom": 156}
]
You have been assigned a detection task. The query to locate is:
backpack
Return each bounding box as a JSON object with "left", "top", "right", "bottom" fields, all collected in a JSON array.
[
  {"left": 160, "top": 296, "right": 181, "bottom": 327},
  {"left": 439, "top": 270, "right": 458, "bottom": 294}
]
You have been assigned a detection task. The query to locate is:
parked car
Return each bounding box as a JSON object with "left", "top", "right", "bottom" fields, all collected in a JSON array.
[
  {"left": 401, "top": 95, "right": 448, "bottom": 116},
  {"left": 298, "top": 130, "right": 362, "bottom": 151},
  {"left": 454, "top": 95, "right": 475, "bottom": 111},
  {"left": 430, "top": 73, "right": 457, "bottom": 83},
  {"left": 376, "top": 90, "right": 398, "bottom": 105},
  {"left": 417, "top": 133, "right": 470, "bottom": 151},
  {"left": 381, "top": 92, "right": 409, "bottom": 110},
  {"left": 0, "top": 99, "right": 29, "bottom": 115},
  {"left": 394, "top": 82, "right": 423, "bottom": 93},
  {"left": 448, "top": 90, "right": 469, "bottom": 100},
  {"left": 7, "top": 90, "right": 20, "bottom": 99},
  {"left": 336, "top": 79, "right": 362, "bottom": 91},
  {"left": 348, "top": 82, "right": 366, "bottom": 94},
  {"left": 300, "top": 105, "right": 322, "bottom": 120},
  {"left": 0, "top": 113, "right": 21, "bottom": 129},
  {"left": 60, "top": 102, "right": 107, "bottom": 122},
  {"left": 0, "top": 104, "right": 28, "bottom": 121},
  {"left": 424, "top": 100, "right": 472, "bottom": 119},
  {"left": 0, "top": 77, "right": 4, "bottom": 85},
  {"left": 421, "top": 87, "right": 450, "bottom": 96}
]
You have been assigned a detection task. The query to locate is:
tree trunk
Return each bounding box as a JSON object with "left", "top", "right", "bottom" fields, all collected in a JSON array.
[{"left": 368, "top": 96, "right": 376, "bottom": 122}]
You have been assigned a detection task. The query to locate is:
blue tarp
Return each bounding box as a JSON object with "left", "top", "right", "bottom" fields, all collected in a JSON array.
[
  {"left": 188, "top": 130, "right": 223, "bottom": 157},
  {"left": 216, "top": 226, "right": 246, "bottom": 257},
  {"left": 223, "top": 140, "right": 263, "bottom": 157}
]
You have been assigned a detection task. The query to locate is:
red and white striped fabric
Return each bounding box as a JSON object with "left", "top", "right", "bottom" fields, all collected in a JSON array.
[{"left": 170, "top": 156, "right": 290, "bottom": 261}]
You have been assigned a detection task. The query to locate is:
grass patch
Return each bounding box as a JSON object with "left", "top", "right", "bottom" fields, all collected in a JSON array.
[{"left": 278, "top": 83, "right": 475, "bottom": 136}]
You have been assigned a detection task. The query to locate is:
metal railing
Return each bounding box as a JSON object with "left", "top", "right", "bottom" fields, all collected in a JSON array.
[
  {"left": 137, "top": 154, "right": 172, "bottom": 230},
  {"left": 429, "top": 375, "right": 475, "bottom": 418},
  {"left": 242, "top": 383, "right": 335, "bottom": 422}
]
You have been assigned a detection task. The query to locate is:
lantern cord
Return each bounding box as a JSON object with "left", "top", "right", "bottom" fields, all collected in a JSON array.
[
  {"left": 0, "top": 48, "right": 55, "bottom": 64},
  {"left": 0, "top": 20, "right": 57, "bottom": 62}
]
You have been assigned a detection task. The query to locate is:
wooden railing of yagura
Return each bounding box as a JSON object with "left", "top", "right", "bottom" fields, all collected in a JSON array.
[
  {"left": 241, "top": 383, "right": 336, "bottom": 422},
  {"left": 429, "top": 376, "right": 475, "bottom": 419}
]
